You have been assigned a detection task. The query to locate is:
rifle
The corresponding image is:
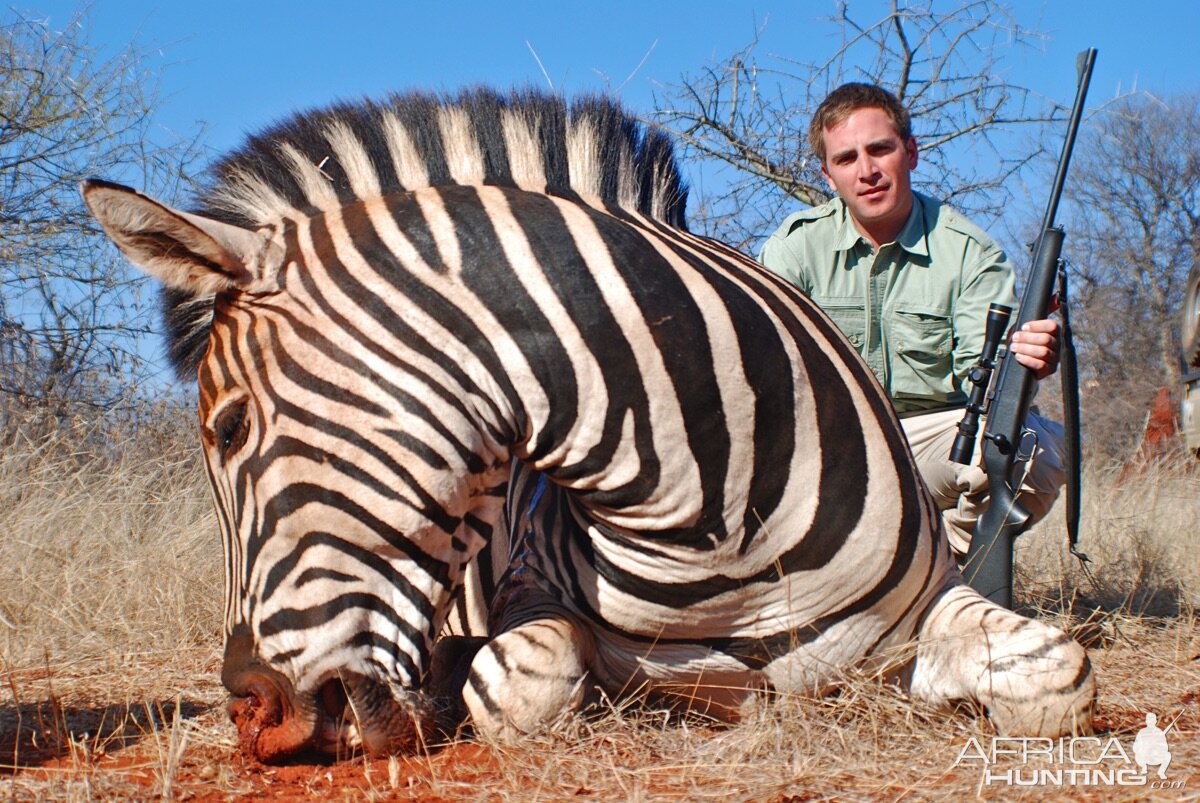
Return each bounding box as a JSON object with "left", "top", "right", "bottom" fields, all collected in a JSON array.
[{"left": 954, "top": 48, "right": 1097, "bottom": 608}]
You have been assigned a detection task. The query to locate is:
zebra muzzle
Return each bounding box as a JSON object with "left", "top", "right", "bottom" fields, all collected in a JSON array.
[
  {"left": 222, "top": 626, "right": 322, "bottom": 762},
  {"left": 222, "top": 628, "right": 437, "bottom": 760},
  {"left": 224, "top": 667, "right": 436, "bottom": 761},
  {"left": 226, "top": 673, "right": 318, "bottom": 763}
]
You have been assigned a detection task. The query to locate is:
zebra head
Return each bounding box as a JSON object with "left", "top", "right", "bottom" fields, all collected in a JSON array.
[
  {"left": 80, "top": 91, "right": 692, "bottom": 761},
  {"left": 82, "top": 179, "right": 509, "bottom": 760}
]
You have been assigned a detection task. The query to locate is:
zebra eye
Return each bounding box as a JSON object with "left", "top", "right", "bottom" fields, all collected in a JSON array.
[{"left": 213, "top": 398, "right": 251, "bottom": 461}]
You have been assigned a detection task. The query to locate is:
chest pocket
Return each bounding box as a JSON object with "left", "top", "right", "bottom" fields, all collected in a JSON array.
[
  {"left": 887, "top": 308, "right": 955, "bottom": 400},
  {"left": 814, "top": 297, "right": 865, "bottom": 351}
]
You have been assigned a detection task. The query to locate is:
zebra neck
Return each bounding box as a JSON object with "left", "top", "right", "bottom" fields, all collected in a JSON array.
[{"left": 321, "top": 184, "right": 724, "bottom": 535}]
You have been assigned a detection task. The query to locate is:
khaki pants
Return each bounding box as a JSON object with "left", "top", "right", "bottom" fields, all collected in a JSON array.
[{"left": 900, "top": 408, "right": 1066, "bottom": 560}]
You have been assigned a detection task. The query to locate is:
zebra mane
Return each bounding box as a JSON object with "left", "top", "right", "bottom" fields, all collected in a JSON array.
[
  {"left": 199, "top": 87, "right": 688, "bottom": 228},
  {"left": 164, "top": 88, "right": 690, "bottom": 377}
]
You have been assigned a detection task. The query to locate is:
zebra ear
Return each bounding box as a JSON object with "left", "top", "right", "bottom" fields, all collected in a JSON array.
[{"left": 81, "top": 179, "right": 283, "bottom": 295}]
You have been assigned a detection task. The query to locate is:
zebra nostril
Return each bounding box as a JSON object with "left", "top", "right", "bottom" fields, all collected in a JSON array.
[
  {"left": 228, "top": 676, "right": 273, "bottom": 720},
  {"left": 227, "top": 675, "right": 285, "bottom": 734},
  {"left": 227, "top": 690, "right": 259, "bottom": 726}
]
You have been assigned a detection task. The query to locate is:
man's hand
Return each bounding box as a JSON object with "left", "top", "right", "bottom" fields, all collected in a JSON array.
[{"left": 1010, "top": 318, "right": 1060, "bottom": 380}]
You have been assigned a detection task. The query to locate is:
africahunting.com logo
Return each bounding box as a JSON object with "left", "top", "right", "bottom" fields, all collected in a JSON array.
[{"left": 954, "top": 711, "right": 1186, "bottom": 790}]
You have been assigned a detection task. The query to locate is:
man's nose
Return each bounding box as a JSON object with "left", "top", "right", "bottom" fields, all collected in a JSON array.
[{"left": 857, "top": 154, "right": 880, "bottom": 181}]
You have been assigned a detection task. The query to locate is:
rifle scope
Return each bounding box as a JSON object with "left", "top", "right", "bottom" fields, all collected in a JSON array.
[{"left": 949, "top": 303, "right": 1012, "bottom": 465}]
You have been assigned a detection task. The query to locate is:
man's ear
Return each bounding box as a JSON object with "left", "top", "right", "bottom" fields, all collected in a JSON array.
[
  {"left": 820, "top": 160, "right": 836, "bottom": 193},
  {"left": 906, "top": 137, "right": 918, "bottom": 170},
  {"left": 81, "top": 179, "right": 284, "bottom": 296}
]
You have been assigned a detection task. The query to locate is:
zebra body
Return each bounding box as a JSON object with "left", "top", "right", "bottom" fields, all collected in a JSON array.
[{"left": 83, "top": 89, "right": 1093, "bottom": 760}]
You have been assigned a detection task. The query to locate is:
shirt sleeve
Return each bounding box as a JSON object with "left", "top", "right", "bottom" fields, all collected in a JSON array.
[
  {"left": 758, "top": 221, "right": 813, "bottom": 294},
  {"left": 952, "top": 240, "right": 1017, "bottom": 386}
]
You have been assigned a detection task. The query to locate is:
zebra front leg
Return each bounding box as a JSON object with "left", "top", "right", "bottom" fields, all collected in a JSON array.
[
  {"left": 463, "top": 614, "right": 596, "bottom": 740},
  {"left": 908, "top": 582, "right": 1095, "bottom": 737}
]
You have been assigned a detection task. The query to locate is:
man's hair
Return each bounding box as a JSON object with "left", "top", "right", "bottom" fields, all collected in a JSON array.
[{"left": 808, "top": 83, "right": 912, "bottom": 163}]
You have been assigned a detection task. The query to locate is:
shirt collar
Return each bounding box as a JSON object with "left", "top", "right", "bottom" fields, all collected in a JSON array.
[
  {"left": 832, "top": 192, "right": 931, "bottom": 258},
  {"left": 895, "top": 192, "right": 931, "bottom": 258}
]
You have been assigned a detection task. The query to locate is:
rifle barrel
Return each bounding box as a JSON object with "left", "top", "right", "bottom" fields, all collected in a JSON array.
[{"left": 1042, "top": 48, "right": 1097, "bottom": 232}]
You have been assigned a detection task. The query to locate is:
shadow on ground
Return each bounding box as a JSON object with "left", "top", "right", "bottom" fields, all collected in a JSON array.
[{"left": 0, "top": 697, "right": 212, "bottom": 771}]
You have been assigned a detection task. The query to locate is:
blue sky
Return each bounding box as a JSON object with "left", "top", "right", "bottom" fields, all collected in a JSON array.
[
  {"left": 14, "top": 1, "right": 1199, "bottom": 386},
  {"left": 31, "top": 0, "right": 1200, "bottom": 164}
]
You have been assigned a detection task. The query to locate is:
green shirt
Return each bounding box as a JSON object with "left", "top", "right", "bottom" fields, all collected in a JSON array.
[{"left": 759, "top": 191, "right": 1016, "bottom": 414}]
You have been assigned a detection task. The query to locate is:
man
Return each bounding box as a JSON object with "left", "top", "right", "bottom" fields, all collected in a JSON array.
[{"left": 759, "top": 82, "right": 1065, "bottom": 559}]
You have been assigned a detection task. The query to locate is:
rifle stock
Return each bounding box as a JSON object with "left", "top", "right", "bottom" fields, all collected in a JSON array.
[
  {"left": 967, "top": 474, "right": 1030, "bottom": 608},
  {"left": 962, "top": 49, "right": 1096, "bottom": 606}
]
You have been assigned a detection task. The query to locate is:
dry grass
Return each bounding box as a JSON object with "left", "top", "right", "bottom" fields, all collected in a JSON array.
[
  {"left": 0, "top": 423, "right": 220, "bottom": 665},
  {"left": 1017, "top": 463, "right": 1200, "bottom": 623},
  {"left": 2, "top": 425, "right": 1198, "bottom": 800}
]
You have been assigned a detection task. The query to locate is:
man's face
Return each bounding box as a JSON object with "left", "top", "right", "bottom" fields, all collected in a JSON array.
[{"left": 820, "top": 106, "right": 918, "bottom": 245}]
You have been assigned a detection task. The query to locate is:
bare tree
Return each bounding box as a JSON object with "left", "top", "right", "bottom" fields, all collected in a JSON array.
[
  {"left": 1064, "top": 92, "right": 1200, "bottom": 459},
  {"left": 652, "top": 0, "right": 1061, "bottom": 251},
  {"left": 0, "top": 8, "right": 203, "bottom": 437}
]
